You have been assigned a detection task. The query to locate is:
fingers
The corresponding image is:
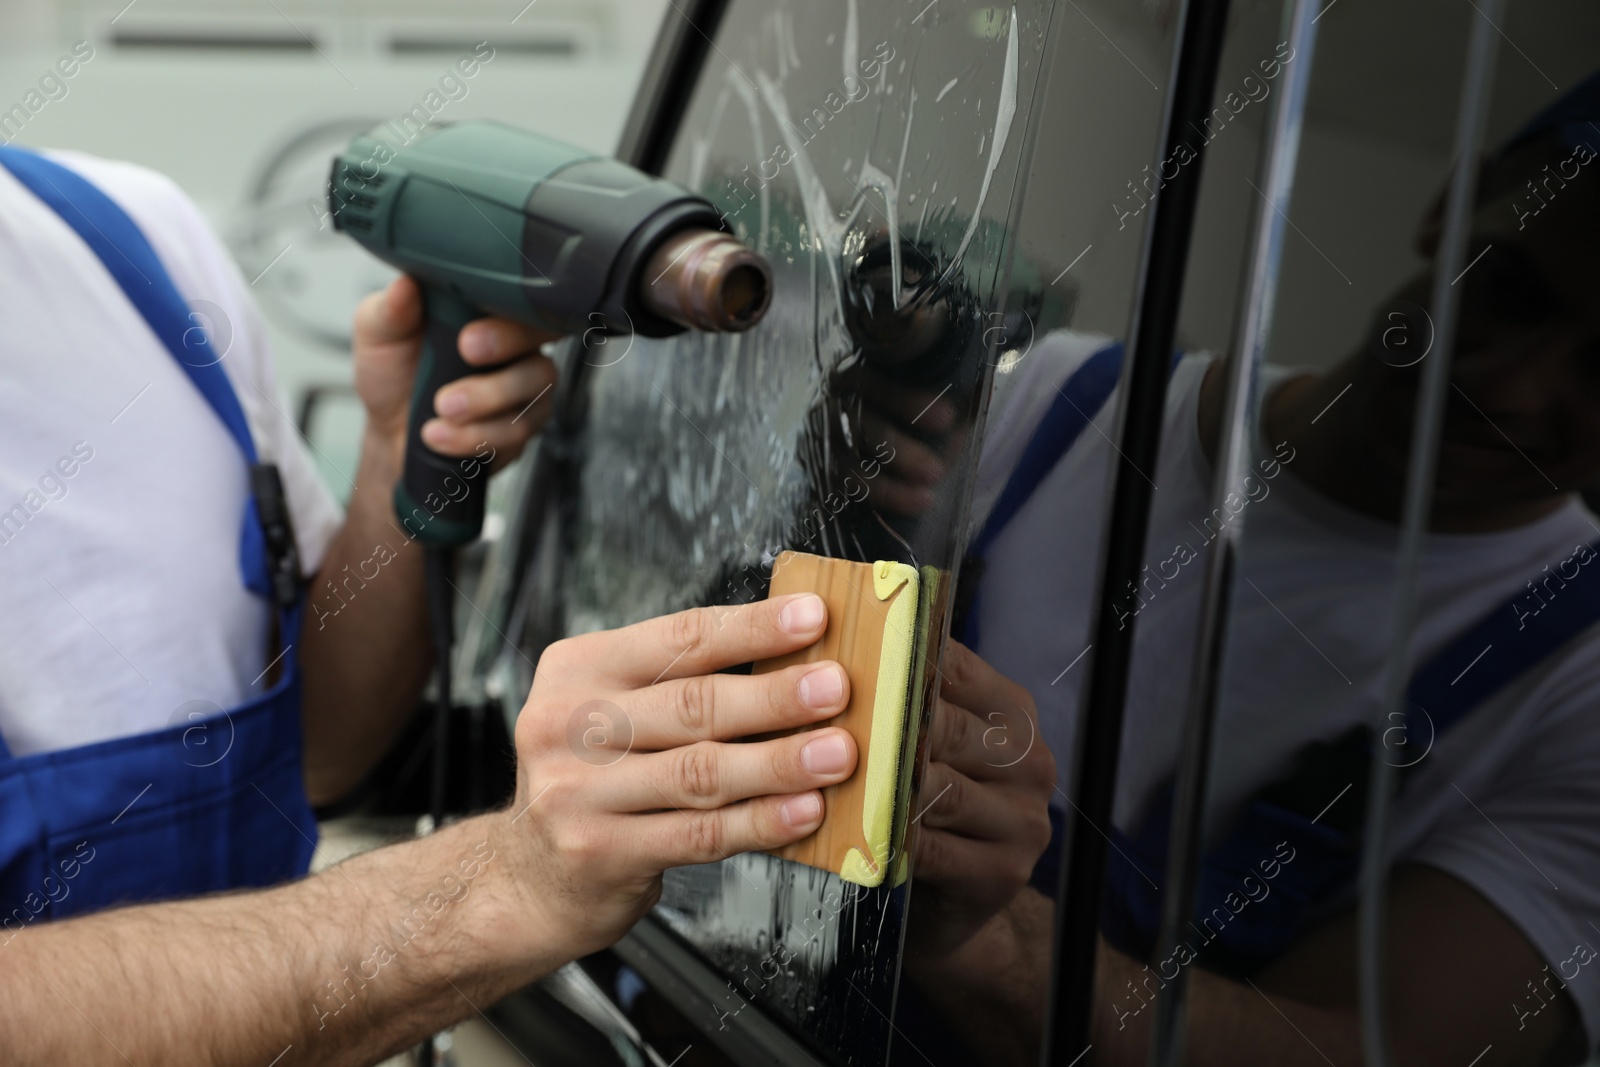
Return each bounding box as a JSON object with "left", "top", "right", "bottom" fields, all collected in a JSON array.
[
  {"left": 915, "top": 760, "right": 1020, "bottom": 839},
  {"left": 608, "top": 728, "right": 857, "bottom": 812},
  {"left": 417, "top": 313, "right": 563, "bottom": 457},
  {"left": 853, "top": 414, "right": 952, "bottom": 516},
  {"left": 833, "top": 363, "right": 961, "bottom": 433},
  {"left": 510, "top": 596, "right": 850, "bottom": 885},
  {"left": 929, "top": 645, "right": 1055, "bottom": 791},
  {"left": 419, "top": 415, "right": 535, "bottom": 459},
  {"left": 625, "top": 661, "right": 850, "bottom": 748},
  {"left": 577, "top": 594, "right": 830, "bottom": 688},
  {"left": 941, "top": 640, "right": 1038, "bottom": 725},
  {"left": 628, "top": 790, "right": 828, "bottom": 868},
  {"left": 927, "top": 695, "right": 1034, "bottom": 782},
  {"left": 871, "top": 477, "right": 939, "bottom": 517},
  {"left": 423, "top": 355, "right": 559, "bottom": 456},
  {"left": 434, "top": 354, "right": 557, "bottom": 422},
  {"left": 913, "top": 826, "right": 1035, "bottom": 893},
  {"left": 858, "top": 412, "right": 950, "bottom": 487},
  {"left": 866, "top": 378, "right": 961, "bottom": 433},
  {"left": 457, "top": 317, "right": 564, "bottom": 367}
]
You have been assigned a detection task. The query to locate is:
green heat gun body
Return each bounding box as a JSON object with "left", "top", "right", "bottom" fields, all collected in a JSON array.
[{"left": 329, "top": 120, "right": 770, "bottom": 546}]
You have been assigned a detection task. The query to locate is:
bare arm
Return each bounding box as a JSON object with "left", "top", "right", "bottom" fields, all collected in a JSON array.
[
  {"left": 297, "top": 424, "right": 429, "bottom": 804},
  {"left": 908, "top": 864, "right": 1572, "bottom": 1066},
  {"left": 894, "top": 640, "right": 1577, "bottom": 1066},
  {"left": 3, "top": 594, "right": 858, "bottom": 1064},
  {"left": 901, "top": 642, "right": 1057, "bottom": 1066},
  {"left": 298, "top": 277, "right": 557, "bottom": 803},
  {"left": 909, "top": 887, "right": 1056, "bottom": 1067},
  {"left": 1095, "top": 865, "right": 1575, "bottom": 1067},
  {"left": 1, "top": 815, "right": 547, "bottom": 1067}
]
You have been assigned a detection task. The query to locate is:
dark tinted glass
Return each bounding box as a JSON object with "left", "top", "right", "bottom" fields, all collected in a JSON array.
[
  {"left": 1100, "top": 4, "right": 1600, "bottom": 1066},
  {"left": 493, "top": 0, "right": 1063, "bottom": 1061},
  {"left": 886, "top": 2, "right": 1186, "bottom": 1063},
  {"left": 482, "top": 2, "right": 1600, "bottom": 1064},
  {"left": 896, "top": 1, "right": 1301, "bottom": 1061}
]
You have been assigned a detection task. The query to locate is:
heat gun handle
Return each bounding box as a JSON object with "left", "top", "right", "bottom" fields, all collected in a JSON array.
[{"left": 393, "top": 285, "right": 496, "bottom": 547}]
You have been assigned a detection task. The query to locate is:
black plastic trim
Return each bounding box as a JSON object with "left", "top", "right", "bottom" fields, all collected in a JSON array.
[
  {"left": 615, "top": 0, "right": 731, "bottom": 173},
  {"left": 612, "top": 917, "right": 830, "bottom": 1067},
  {"left": 1042, "top": 0, "right": 1234, "bottom": 1062}
]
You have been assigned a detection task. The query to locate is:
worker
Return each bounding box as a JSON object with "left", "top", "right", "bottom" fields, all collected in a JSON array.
[
  {"left": 906, "top": 71, "right": 1600, "bottom": 1066},
  {"left": 0, "top": 145, "right": 859, "bottom": 1062},
  {"left": 0, "top": 140, "right": 552, "bottom": 910}
]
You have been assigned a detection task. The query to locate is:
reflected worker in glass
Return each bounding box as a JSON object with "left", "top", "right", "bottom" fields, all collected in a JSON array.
[
  {"left": 801, "top": 226, "right": 1061, "bottom": 1062},
  {"left": 918, "top": 77, "right": 1600, "bottom": 1066}
]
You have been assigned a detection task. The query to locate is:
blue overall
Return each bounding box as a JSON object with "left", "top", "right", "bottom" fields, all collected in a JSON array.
[
  {"left": 969, "top": 344, "right": 1600, "bottom": 973},
  {"left": 0, "top": 147, "right": 317, "bottom": 930}
]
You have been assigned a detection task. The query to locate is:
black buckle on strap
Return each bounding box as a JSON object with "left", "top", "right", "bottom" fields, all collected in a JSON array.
[{"left": 250, "top": 463, "right": 302, "bottom": 610}]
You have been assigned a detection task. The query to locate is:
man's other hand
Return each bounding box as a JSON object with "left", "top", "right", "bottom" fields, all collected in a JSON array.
[
  {"left": 909, "top": 640, "right": 1056, "bottom": 955},
  {"left": 351, "top": 274, "right": 560, "bottom": 465}
]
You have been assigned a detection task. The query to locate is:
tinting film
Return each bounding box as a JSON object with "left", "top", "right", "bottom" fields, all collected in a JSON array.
[{"left": 493, "top": 0, "right": 1062, "bottom": 1061}]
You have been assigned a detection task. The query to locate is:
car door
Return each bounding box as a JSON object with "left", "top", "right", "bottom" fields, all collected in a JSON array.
[{"left": 472, "top": 1, "right": 1600, "bottom": 1064}]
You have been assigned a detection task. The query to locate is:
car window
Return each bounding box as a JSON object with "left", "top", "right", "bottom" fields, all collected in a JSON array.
[
  {"left": 481, "top": 2, "right": 1600, "bottom": 1064},
  {"left": 493, "top": 0, "right": 1065, "bottom": 1060}
]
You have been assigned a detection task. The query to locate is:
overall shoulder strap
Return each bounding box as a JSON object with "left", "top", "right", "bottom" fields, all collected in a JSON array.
[
  {"left": 972, "top": 341, "right": 1126, "bottom": 559},
  {"left": 0, "top": 146, "right": 296, "bottom": 604},
  {"left": 0, "top": 146, "right": 257, "bottom": 461},
  {"left": 973, "top": 343, "right": 1190, "bottom": 559},
  {"left": 1407, "top": 538, "right": 1600, "bottom": 735}
]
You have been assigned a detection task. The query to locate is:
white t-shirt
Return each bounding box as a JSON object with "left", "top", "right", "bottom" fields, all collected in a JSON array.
[
  {"left": 0, "top": 151, "right": 342, "bottom": 757},
  {"left": 973, "top": 330, "right": 1600, "bottom": 1041}
]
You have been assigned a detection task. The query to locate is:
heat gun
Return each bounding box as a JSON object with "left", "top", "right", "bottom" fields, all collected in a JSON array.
[{"left": 328, "top": 119, "right": 773, "bottom": 546}]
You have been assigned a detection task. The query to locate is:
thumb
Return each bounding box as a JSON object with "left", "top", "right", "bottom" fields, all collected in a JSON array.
[{"left": 354, "top": 275, "right": 424, "bottom": 348}]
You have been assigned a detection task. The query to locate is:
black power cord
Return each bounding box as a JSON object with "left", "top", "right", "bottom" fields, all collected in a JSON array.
[
  {"left": 425, "top": 546, "right": 455, "bottom": 830},
  {"left": 417, "top": 545, "right": 456, "bottom": 1067},
  {"left": 1042, "top": 0, "right": 1233, "bottom": 1060}
]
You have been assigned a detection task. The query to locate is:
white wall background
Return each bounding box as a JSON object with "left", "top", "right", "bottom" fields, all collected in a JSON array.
[{"left": 0, "top": 0, "right": 669, "bottom": 491}]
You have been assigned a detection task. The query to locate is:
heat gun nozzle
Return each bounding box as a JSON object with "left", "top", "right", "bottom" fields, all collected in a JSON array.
[{"left": 640, "top": 229, "right": 773, "bottom": 333}]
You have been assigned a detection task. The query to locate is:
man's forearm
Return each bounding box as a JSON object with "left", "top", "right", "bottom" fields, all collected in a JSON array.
[
  {"left": 0, "top": 813, "right": 554, "bottom": 1067},
  {"left": 1095, "top": 944, "right": 1362, "bottom": 1067},
  {"left": 897, "top": 880, "right": 1362, "bottom": 1067},
  {"left": 906, "top": 888, "right": 1054, "bottom": 1066},
  {"left": 905, "top": 897, "right": 1364, "bottom": 1067},
  {"left": 299, "top": 428, "right": 432, "bottom": 804}
]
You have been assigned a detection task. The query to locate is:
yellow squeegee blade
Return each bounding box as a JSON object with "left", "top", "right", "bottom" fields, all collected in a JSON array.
[{"left": 756, "top": 551, "right": 919, "bottom": 886}]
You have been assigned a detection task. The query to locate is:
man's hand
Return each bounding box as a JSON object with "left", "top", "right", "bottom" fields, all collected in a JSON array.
[
  {"left": 0, "top": 595, "right": 858, "bottom": 1067},
  {"left": 851, "top": 364, "right": 969, "bottom": 517},
  {"left": 299, "top": 276, "right": 562, "bottom": 802},
  {"left": 816, "top": 362, "right": 970, "bottom": 519},
  {"left": 908, "top": 639, "right": 1056, "bottom": 956},
  {"left": 1089, "top": 868, "right": 1580, "bottom": 1067},
  {"left": 351, "top": 274, "right": 560, "bottom": 465},
  {"left": 497, "top": 593, "right": 860, "bottom": 961},
  {"left": 896, "top": 641, "right": 1057, "bottom": 1065}
]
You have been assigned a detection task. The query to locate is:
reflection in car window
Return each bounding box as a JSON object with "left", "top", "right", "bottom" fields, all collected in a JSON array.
[
  {"left": 488, "top": 2, "right": 1600, "bottom": 1064},
  {"left": 500, "top": 0, "right": 1060, "bottom": 1060},
  {"left": 973, "top": 3, "right": 1600, "bottom": 1064}
]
